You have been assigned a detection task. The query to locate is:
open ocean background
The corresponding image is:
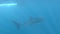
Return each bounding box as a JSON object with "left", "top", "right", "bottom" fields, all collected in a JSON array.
[{"left": 0, "top": 0, "right": 60, "bottom": 34}]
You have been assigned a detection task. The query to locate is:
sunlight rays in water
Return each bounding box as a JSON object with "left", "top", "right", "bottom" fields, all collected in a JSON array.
[{"left": 0, "top": 3, "right": 17, "bottom": 7}]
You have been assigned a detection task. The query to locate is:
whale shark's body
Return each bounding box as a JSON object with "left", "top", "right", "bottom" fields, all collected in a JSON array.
[{"left": 12, "top": 16, "right": 43, "bottom": 30}]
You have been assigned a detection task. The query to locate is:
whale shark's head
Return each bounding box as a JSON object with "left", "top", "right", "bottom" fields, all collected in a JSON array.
[
  {"left": 29, "top": 16, "right": 43, "bottom": 25},
  {"left": 31, "top": 18, "right": 43, "bottom": 23}
]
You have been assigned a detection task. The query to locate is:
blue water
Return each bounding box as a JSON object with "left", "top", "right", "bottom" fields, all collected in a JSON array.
[{"left": 0, "top": 0, "right": 60, "bottom": 34}]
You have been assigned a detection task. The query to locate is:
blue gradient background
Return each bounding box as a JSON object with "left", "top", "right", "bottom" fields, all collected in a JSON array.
[{"left": 0, "top": 0, "right": 60, "bottom": 34}]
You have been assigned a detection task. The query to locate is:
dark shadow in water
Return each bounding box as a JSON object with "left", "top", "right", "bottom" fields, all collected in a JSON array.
[
  {"left": 12, "top": 20, "right": 20, "bottom": 30},
  {"left": 24, "top": 16, "right": 43, "bottom": 26},
  {"left": 11, "top": 16, "right": 43, "bottom": 30},
  {"left": 29, "top": 16, "right": 43, "bottom": 24}
]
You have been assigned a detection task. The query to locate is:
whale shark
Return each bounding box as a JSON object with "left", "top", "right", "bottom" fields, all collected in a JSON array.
[{"left": 12, "top": 16, "right": 43, "bottom": 30}]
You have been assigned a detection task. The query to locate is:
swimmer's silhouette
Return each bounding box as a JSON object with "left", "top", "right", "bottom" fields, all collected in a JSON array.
[{"left": 12, "top": 20, "right": 20, "bottom": 30}]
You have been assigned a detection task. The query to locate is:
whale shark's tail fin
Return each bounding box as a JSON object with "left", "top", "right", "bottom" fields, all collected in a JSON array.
[{"left": 12, "top": 20, "right": 20, "bottom": 30}]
